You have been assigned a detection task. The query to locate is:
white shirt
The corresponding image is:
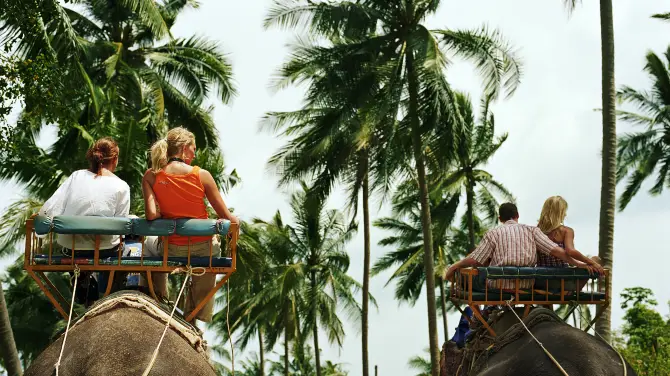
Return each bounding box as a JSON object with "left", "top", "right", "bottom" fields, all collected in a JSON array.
[{"left": 38, "top": 169, "right": 130, "bottom": 250}]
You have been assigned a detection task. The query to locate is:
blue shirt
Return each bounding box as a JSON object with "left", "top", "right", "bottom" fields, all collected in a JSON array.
[{"left": 451, "top": 306, "right": 474, "bottom": 348}]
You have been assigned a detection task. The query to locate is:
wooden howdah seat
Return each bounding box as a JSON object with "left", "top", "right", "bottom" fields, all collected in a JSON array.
[
  {"left": 449, "top": 266, "right": 610, "bottom": 336},
  {"left": 23, "top": 215, "right": 238, "bottom": 322}
]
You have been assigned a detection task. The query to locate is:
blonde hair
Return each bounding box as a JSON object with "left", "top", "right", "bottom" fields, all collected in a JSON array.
[
  {"left": 537, "top": 196, "right": 568, "bottom": 234},
  {"left": 150, "top": 127, "right": 196, "bottom": 172}
]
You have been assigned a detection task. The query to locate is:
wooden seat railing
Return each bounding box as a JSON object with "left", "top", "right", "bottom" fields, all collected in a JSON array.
[
  {"left": 23, "top": 215, "right": 238, "bottom": 322},
  {"left": 449, "top": 266, "right": 610, "bottom": 337}
]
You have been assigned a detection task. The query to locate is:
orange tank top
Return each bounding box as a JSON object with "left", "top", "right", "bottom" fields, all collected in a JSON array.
[{"left": 152, "top": 166, "right": 210, "bottom": 245}]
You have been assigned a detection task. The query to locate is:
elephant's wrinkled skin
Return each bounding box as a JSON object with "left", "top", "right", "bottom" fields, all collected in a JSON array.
[
  {"left": 442, "top": 308, "right": 636, "bottom": 376},
  {"left": 24, "top": 306, "right": 216, "bottom": 376}
]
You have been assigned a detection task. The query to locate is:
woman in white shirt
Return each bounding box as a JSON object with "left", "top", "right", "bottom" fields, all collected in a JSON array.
[{"left": 39, "top": 137, "right": 130, "bottom": 305}]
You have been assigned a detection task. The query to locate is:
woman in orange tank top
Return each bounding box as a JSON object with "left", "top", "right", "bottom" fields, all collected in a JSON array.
[{"left": 141, "top": 127, "right": 238, "bottom": 323}]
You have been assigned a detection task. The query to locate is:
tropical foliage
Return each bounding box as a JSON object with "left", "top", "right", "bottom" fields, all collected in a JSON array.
[
  {"left": 372, "top": 173, "right": 490, "bottom": 337},
  {"left": 260, "top": 14, "right": 402, "bottom": 373},
  {"left": 0, "top": 0, "right": 237, "bottom": 212},
  {"left": 431, "top": 92, "right": 514, "bottom": 249},
  {"left": 210, "top": 184, "right": 365, "bottom": 376},
  {"left": 614, "top": 287, "right": 670, "bottom": 376},
  {"left": 264, "top": 1, "right": 522, "bottom": 373},
  {"left": 407, "top": 349, "right": 431, "bottom": 376},
  {"left": 615, "top": 47, "right": 670, "bottom": 211}
]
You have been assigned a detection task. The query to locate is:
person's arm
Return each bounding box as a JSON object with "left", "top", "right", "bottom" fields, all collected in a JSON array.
[
  {"left": 142, "top": 170, "right": 161, "bottom": 220},
  {"left": 563, "top": 227, "right": 605, "bottom": 275},
  {"left": 200, "top": 169, "right": 239, "bottom": 224},
  {"left": 444, "top": 257, "right": 481, "bottom": 280},
  {"left": 534, "top": 228, "right": 597, "bottom": 274},
  {"left": 444, "top": 233, "right": 494, "bottom": 280}
]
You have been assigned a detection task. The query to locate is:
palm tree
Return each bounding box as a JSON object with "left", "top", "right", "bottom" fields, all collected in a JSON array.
[
  {"left": 244, "top": 185, "right": 363, "bottom": 376},
  {"left": 210, "top": 221, "right": 272, "bottom": 376},
  {"left": 240, "top": 213, "right": 305, "bottom": 376},
  {"left": 0, "top": 0, "right": 237, "bottom": 211},
  {"left": 407, "top": 349, "right": 431, "bottom": 376},
  {"left": 267, "top": 345, "right": 348, "bottom": 376},
  {"left": 0, "top": 284, "right": 21, "bottom": 376},
  {"left": 564, "top": 0, "right": 616, "bottom": 342},
  {"left": 433, "top": 92, "right": 514, "bottom": 250},
  {"left": 372, "top": 183, "right": 461, "bottom": 341},
  {"left": 652, "top": 12, "right": 670, "bottom": 21},
  {"left": 373, "top": 181, "right": 490, "bottom": 342},
  {"left": 265, "top": 2, "right": 522, "bottom": 373},
  {"left": 236, "top": 352, "right": 263, "bottom": 376},
  {"left": 261, "top": 39, "right": 403, "bottom": 376},
  {"left": 268, "top": 344, "right": 316, "bottom": 376},
  {"left": 321, "top": 360, "right": 349, "bottom": 376},
  {"left": 614, "top": 47, "right": 670, "bottom": 211},
  {"left": 288, "top": 183, "right": 361, "bottom": 376}
]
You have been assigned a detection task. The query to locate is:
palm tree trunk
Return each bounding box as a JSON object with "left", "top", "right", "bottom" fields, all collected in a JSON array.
[
  {"left": 406, "top": 49, "right": 440, "bottom": 376},
  {"left": 258, "top": 327, "right": 265, "bottom": 376},
  {"left": 0, "top": 287, "right": 22, "bottom": 376},
  {"left": 439, "top": 278, "right": 449, "bottom": 341},
  {"left": 284, "top": 325, "right": 289, "bottom": 376},
  {"left": 595, "top": 0, "right": 616, "bottom": 343},
  {"left": 311, "top": 271, "right": 322, "bottom": 376},
  {"left": 361, "top": 155, "right": 371, "bottom": 376},
  {"left": 465, "top": 174, "right": 476, "bottom": 251}
]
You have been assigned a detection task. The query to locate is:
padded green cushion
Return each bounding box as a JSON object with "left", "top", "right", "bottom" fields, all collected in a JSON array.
[
  {"left": 175, "top": 218, "right": 231, "bottom": 236},
  {"left": 33, "top": 216, "right": 232, "bottom": 237},
  {"left": 476, "top": 267, "right": 599, "bottom": 284},
  {"left": 50, "top": 216, "right": 132, "bottom": 235},
  {"left": 131, "top": 219, "right": 175, "bottom": 236},
  {"left": 33, "top": 216, "right": 52, "bottom": 235}
]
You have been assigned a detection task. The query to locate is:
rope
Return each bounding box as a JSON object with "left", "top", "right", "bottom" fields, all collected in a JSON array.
[
  {"left": 141, "top": 266, "right": 206, "bottom": 376},
  {"left": 574, "top": 305, "right": 627, "bottom": 376},
  {"left": 55, "top": 265, "right": 80, "bottom": 376},
  {"left": 504, "top": 299, "right": 570, "bottom": 376}
]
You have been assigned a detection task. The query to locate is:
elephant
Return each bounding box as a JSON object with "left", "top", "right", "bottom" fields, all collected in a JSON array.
[
  {"left": 24, "top": 291, "right": 217, "bottom": 376},
  {"left": 441, "top": 307, "right": 636, "bottom": 376}
]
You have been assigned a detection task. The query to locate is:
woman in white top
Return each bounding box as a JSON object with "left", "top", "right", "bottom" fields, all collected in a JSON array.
[{"left": 39, "top": 137, "right": 130, "bottom": 305}]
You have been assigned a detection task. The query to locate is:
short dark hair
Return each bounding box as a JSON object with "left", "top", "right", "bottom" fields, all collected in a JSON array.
[{"left": 498, "top": 203, "right": 518, "bottom": 221}]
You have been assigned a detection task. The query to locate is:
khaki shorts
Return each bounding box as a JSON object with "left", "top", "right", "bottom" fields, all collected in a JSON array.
[{"left": 142, "top": 236, "right": 220, "bottom": 322}]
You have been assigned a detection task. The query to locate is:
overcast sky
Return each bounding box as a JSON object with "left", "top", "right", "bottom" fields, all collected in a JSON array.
[{"left": 2, "top": 0, "right": 669, "bottom": 375}]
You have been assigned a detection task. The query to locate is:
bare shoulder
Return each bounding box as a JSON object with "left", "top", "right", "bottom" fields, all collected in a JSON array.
[
  {"left": 143, "top": 169, "right": 156, "bottom": 184},
  {"left": 198, "top": 168, "right": 214, "bottom": 182},
  {"left": 562, "top": 226, "right": 575, "bottom": 236}
]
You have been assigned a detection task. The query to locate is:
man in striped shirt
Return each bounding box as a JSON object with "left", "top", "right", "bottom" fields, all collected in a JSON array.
[{"left": 444, "top": 203, "right": 599, "bottom": 288}]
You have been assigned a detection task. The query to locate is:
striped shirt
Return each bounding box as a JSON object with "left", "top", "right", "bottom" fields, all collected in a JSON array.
[{"left": 469, "top": 220, "right": 559, "bottom": 288}]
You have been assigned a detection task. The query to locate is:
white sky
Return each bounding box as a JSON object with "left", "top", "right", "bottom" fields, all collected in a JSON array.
[{"left": 2, "top": 0, "right": 670, "bottom": 375}]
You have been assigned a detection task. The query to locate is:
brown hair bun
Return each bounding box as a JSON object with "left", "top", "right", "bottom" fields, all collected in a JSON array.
[{"left": 86, "top": 137, "right": 119, "bottom": 176}]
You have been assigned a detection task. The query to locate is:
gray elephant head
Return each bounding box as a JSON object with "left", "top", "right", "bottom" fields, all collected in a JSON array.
[{"left": 25, "top": 291, "right": 217, "bottom": 376}]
